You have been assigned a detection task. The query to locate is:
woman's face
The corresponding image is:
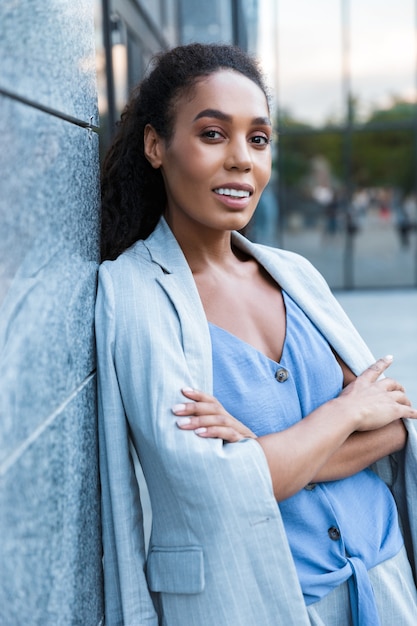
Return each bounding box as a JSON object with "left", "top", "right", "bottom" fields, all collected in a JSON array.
[{"left": 148, "top": 69, "right": 272, "bottom": 236}]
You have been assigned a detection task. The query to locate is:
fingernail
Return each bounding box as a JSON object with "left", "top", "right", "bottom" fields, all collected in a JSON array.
[
  {"left": 172, "top": 403, "right": 186, "bottom": 413},
  {"left": 384, "top": 355, "right": 394, "bottom": 361},
  {"left": 195, "top": 427, "right": 207, "bottom": 435},
  {"left": 182, "top": 387, "right": 194, "bottom": 392},
  {"left": 176, "top": 417, "right": 191, "bottom": 426}
]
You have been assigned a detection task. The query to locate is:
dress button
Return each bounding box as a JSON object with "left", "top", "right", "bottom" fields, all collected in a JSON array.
[
  {"left": 304, "top": 483, "right": 317, "bottom": 491},
  {"left": 275, "top": 368, "right": 289, "bottom": 383},
  {"left": 328, "top": 526, "right": 341, "bottom": 541}
]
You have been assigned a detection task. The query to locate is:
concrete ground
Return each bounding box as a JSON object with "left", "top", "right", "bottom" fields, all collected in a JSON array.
[{"left": 335, "top": 289, "right": 417, "bottom": 407}]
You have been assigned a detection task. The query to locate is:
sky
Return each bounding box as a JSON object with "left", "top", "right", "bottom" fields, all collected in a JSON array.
[{"left": 257, "top": 0, "right": 416, "bottom": 125}]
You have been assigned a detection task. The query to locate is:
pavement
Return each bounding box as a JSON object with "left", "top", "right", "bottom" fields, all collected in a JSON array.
[{"left": 335, "top": 289, "right": 417, "bottom": 407}]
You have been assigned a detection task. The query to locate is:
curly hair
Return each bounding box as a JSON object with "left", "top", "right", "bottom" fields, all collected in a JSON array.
[{"left": 100, "top": 42, "right": 269, "bottom": 261}]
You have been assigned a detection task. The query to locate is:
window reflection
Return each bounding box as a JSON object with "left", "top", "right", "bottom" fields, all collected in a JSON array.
[
  {"left": 110, "top": 15, "right": 128, "bottom": 116},
  {"left": 273, "top": 0, "right": 417, "bottom": 288},
  {"left": 180, "top": 1, "right": 233, "bottom": 44},
  {"left": 350, "top": 0, "right": 415, "bottom": 122},
  {"left": 351, "top": 129, "right": 417, "bottom": 287},
  {"left": 278, "top": 133, "right": 345, "bottom": 287},
  {"left": 94, "top": 1, "right": 107, "bottom": 117},
  {"left": 277, "top": 0, "right": 344, "bottom": 127}
]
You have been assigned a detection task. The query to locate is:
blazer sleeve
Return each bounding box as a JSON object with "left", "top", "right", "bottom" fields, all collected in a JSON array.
[
  {"left": 95, "top": 265, "right": 158, "bottom": 626},
  {"left": 388, "top": 418, "right": 417, "bottom": 579}
]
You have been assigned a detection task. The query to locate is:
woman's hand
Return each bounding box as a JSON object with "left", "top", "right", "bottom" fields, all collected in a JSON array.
[
  {"left": 172, "top": 388, "right": 256, "bottom": 442},
  {"left": 336, "top": 355, "right": 417, "bottom": 431}
]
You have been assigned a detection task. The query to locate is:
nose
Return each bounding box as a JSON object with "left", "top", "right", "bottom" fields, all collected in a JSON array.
[{"left": 224, "top": 137, "right": 252, "bottom": 171}]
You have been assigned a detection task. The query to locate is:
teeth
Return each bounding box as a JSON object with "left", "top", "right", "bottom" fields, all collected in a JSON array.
[{"left": 214, "top": 188, "right": 250, "bottom": 198}]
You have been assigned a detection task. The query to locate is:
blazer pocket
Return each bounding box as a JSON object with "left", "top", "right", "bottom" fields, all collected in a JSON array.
[{"left": 146, "top": 545, "right": 205, "bottom": 594}]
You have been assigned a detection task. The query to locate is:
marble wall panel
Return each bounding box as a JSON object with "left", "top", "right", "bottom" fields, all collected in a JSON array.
[
  {"left": 0, "top": 94, "right": 100, "bottom": 467},
  {"left": 1, "top": 0, "right": 98, "bottom": 125},
  {"left": 0, "top": 377, "right": 103, "bottom": 625},
  {"left": 0, "top": 0, "right": 103, "bottom": 621}
]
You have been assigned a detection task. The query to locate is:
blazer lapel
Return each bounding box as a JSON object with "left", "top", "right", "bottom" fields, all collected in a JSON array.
[{"left": 143, "top": 219, "right": 213, "bottom": 392}]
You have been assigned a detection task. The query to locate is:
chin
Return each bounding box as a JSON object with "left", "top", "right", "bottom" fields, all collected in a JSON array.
[{"left": 224, "top": 212, "right": 254, "bottom": 231}]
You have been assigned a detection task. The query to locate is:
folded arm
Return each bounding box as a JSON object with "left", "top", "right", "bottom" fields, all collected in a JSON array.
[
  {"left": 310, "top": 352, "right": 407, "bottom": 482},
  {"left": 174, "top": 357, "right": 416, "bottom": 501}
]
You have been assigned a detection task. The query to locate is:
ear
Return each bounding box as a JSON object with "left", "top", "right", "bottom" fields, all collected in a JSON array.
[{"left": 144, "top": 124, "right": 164, "bottom": 169}]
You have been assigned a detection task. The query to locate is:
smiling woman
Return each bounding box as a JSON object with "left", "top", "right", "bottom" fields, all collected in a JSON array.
[
  {"left": 143, "top": 70, "right": 272, "bottom": 239},
  {"left": 96, "top": 43, "right": 417, "bottom": 626}
]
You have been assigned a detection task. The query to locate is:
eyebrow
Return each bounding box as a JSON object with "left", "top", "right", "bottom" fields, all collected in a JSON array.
[{"left": 193, "top": 108, "right": 271, "bottom": 126}]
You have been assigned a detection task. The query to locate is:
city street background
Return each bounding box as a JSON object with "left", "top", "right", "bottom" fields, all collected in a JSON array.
[{"left": 337, "top": 289, "right": 417, "bottom": 407}]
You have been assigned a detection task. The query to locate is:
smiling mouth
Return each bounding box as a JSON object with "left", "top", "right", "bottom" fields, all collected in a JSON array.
[{"left": 213, "top": 187, "right": 251, "bottom": 198}]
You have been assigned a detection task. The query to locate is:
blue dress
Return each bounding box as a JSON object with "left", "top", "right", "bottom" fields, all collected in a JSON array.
[{"left": 209, "top": 290, "right": 403, "bottom": 626}]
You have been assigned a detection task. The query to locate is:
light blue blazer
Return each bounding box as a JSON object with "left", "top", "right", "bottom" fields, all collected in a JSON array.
[{"left": 96, "top": 218, "right": 417, "bottom": 625}]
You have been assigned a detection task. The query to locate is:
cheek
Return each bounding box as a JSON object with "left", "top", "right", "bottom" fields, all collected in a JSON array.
[
  {"left": 257, "top": 159, "right": 272, "bottom": 189},
  {"left": 169, "top": 147, "right": 212, "bottom": 183}
]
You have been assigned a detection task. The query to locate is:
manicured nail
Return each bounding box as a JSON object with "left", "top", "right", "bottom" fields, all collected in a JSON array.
[
  {"left": 384, "top": 355, "right": 394, "bottom": 361},
  {"left": 172, "top": 403, "right": 186, "bottom": 413},
  {"left": 182, "top": 387, "right": 195, "bottom": 392},
  {"left": 176, "top": 417, "right": 191, "bottom": 426},
  {"left": 195, "top": 427, "right": 207, "bottom": 435}
]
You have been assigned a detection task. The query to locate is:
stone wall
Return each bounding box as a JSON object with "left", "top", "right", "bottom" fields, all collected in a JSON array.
[{"left": 0, "top": 1, "right": 103, "bottom": 623}]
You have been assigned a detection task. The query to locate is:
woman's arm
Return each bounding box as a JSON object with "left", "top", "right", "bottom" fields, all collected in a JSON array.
[
  {"left": 312, "top": 352, "right": 407, "bottom": 481},
  {"left": 174, "top": 357, "right": 417, "bottom": 501},
  {"left": 311, "top": 420, "right": 407, "bottom": 482}
]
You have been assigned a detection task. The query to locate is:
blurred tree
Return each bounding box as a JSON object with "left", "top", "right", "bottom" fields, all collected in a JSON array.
[{"left": 278, "top": 98, "right": 416, "bottom": 196}]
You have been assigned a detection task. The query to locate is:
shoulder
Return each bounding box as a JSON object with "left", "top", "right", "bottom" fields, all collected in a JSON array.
[
  {"left": 100, "top": 239, "right": 152, "bottom": 273},
  {"left": 96, "top": 240, "right": 182, "bottom": 353},
  {"left": 98, "top": 239, "right": 162, "bottom": 292},
  {"left": 233, "top": 233, "right": 331, "bottom": 292},
  {"left": 234, "top": 231, "right": 316, "bottom": 268},
  {"left": 96, "top": 240, "right": 167, "bottom": 333},
  {"left": 263, "top": 244, "right": 330, "bottom": 287},
  {"left": 256, "top": 242, "right": 319, "bottom": 270}
]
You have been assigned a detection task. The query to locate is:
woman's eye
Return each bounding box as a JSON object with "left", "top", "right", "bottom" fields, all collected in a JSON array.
[
  {"left": 202, "top": 130, "right": 223, "bottom": 140},
  {"left": 250, "top": 135, "right": 270, "bottom": 146}
]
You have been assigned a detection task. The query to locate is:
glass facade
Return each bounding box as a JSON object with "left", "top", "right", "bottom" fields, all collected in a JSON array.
[
  {"left": 94, "top": 0, "right": 180, "bottom": 154},
  {"left": 277, "top": 0, "right": 343, "bottom": 127},
  {"left": 180, "top": 1, "right": 233, "bottom": 45},
  {"left": 273, "top": 0, "right": 417, "bottom": 289}
]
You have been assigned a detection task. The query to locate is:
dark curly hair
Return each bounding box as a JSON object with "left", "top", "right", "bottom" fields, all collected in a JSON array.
[{"left": 100, "top": 42, "right": 269, "bottom": 261}]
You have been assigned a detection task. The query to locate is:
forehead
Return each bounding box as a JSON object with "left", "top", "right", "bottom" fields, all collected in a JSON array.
[{"left": 173, "top": 70, "right": 270, "bottom": 122}]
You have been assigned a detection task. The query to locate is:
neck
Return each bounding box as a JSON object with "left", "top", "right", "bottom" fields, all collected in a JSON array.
[{"left": 165, "top": 214, "right": 246, "bottom": 274}]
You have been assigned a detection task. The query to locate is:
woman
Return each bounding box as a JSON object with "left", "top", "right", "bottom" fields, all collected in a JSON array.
[{"left": 96, "top": 43, "right": 417, "bottom": 625}]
